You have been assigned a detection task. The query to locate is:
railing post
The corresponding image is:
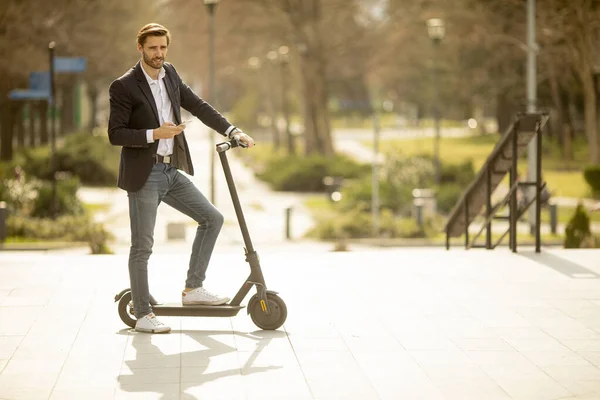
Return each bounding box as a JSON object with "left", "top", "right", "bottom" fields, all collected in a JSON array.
[
  {"left": 464, "top": 198, "right": 469, "bottom": 249},
  {"left": 510, "top": 121, "right": 519, "bottom": 252},
  {"left": 486, "top": 167, "right": 492, "bottom": 249},
  {"left": 0, "top": 201, "right": 7, "bottom": 244},
  {"left": 535, "top": 120, "right": 542, "bottom": 253},
  {"left": 285, "top": 207, "right": 292, "bottom": 240}
]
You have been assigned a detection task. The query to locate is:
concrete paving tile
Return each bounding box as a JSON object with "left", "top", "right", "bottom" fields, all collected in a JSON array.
[
  {"left": 494, "top": 376, "right": 573, "bottom": 400},
  {"left": 11, "top": 334, "right": 76, "bottom": 361},
  {"left": 53, "top": 367, "right": 120, "bottom": 390},
  {"left": 434, "top": 378, "right": 512, "bottom": 399},
  {"left": 115, "top": 382, "right": 179, "bottom": 400},
  {"left": 466, "top": 350, "right": 543, "bottom": 378},
  {"left": 351, "top": 350, "right": 426, "bottom": 377},
  {"left": 409, "top": 349, "right": 475, "bottom": 367},
  {"left": 578, "top": 351, "right": 600, "bottom": 366},
  {"left": 490, "top": 326, "right": 550, "bottom": 339},
  {"left": 118, "top": 367, "right": 180, "bottom": 385},
  {"left": 369, "top": 376, "right": 446, "bottom": 400},
  {"left": 451, "top": 337, "right": 513, "bottom": 351},
  {"left": 288, "top": 336, "right": 348, "bottom": 351},
  {"left": 0, "top": 359, "right": 6, "bottom": 373},
  {"left": 393, "top": 331, "right": 459, "bottom": 351},
  {"left": 181, "top": 350, "right": 239, "bottom": 369},
  {"left": 542, "top": 325, "right": 600, "bottom": 340},
  {"left": 0, "top": 306, "right": 41, "bottom": 335},
  {"left": 504, "top": 336, "right": 570, "bottom": 352},
  {"left": 562, "top": 340, "right": 600, "bottom": 352},
  {"left": 49, "top": 387, "right": 117, "bottom": 400},
  {"left": 181, "top": 376, "right": 245, "bottom": 399},
  {"left": 0, "top": 335, "right": 24, "bottom": 359},
  {"left": 0, "top": 358, "right": 63, "bottom": 400},
  {"left": 123, "top": 351, "right": 181, "bottom": 369},
  {"left": 521, "top": 350, "right": 594, "bottom": 366}
]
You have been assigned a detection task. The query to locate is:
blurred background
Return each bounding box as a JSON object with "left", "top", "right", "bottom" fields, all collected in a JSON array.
[{"left": 0, "top": 0, "right": 599, "bottom": 253}]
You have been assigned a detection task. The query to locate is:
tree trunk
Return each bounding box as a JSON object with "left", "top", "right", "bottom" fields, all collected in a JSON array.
[
  {"left": 61, "top": 84, "right": 75, "bottom": 135},
  {"left": 15, "top": 103, "right": 25, "bottom": 149},
  {"left": 28, "top": 102, "right": 36, "bottom": 147},
  {"left": 548, "top": 62, "right": 573, "bottom": 160},
  {"left": 39, "top": 101, "right": 49, "bottom": 145},
  {"left": 87, "top": 83, "right": 99, "bottom": 133},
  {"left": 300, "top": 42, "right": 333, "bottom": 156},
  {"left": 496, "top": 91, "right": 513, "bottom": 134},
  {"left": 582, "top": 74, "right": 599, "bottom": 164},
  {"left": 0, "top": 101, "right": 14, "bottom": 161}
]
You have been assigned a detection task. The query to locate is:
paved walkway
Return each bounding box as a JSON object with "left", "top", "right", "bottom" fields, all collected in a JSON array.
[{"left": 1, "top": 247, "right": 600, "bottom": 399}]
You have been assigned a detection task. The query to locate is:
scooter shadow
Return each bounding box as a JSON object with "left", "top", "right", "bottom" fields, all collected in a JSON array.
[{"left": 117, "top": 328, "right": 288, "bottom": 399}]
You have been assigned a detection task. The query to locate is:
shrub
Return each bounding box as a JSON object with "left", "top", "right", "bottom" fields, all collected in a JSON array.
[
  {"left": 258, "top": 153, "right": 369, "bottom": 192},
  {"left": 564, "top": 204, "right": 591, "bottom": 248},
  {"left": 440, "top": 160, "right": 476, "bottom": 186},
  {"left": 7, "top": 214, "right": 113, "bottom": 254},
  {"left": 583, "top": 165, "right": 600, "bottom": 194},
  {"left": 306, "top": 207, "right": 428, "bottom": 240},
  {"left": 436, "top": 184, "right": 464, "bottom": 214},
  {"left": 18, "top": 132, "right": 119, "bottom": 186},
  {"left": 31, "top": 175, "right": 84, "bottom": 218}
]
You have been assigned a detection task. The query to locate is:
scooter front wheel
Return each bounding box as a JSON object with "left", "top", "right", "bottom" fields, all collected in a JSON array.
[
  {"left": 249, "top": 293, "right": 287, "bottom": 330},
  {"left": 118, "top": 291, "right": 137, "bottom": 329}
]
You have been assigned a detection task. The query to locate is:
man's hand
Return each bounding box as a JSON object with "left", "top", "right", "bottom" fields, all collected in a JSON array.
[
  {"left": 235, "top": 131, "right": 255, "bottom": 148},
  {"left": 153, "top": 122, "right": 184, "bottom": 140}
]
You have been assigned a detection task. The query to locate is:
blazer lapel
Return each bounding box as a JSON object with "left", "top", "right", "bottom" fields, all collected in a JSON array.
[
  {"left": 162, "top": 70, "right": 181, "bottom": 124},
  {"left": 134, "top": 62, "right": 160, "bottom": 126}
]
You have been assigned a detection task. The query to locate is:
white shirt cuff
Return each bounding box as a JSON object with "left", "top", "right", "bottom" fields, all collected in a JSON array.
[
  {"left": 146, "top": 129, "right": 154, "bottom": 143},
  {"left": 224, "top": 126, "right": 236, "bottom": 138}
]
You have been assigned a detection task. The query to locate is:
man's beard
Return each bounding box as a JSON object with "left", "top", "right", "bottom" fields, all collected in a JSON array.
[{"left": 143, "top": 52, "right": 164, "bottom": 69}]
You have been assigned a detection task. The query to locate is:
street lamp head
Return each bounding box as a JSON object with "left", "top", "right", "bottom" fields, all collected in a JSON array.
[
  {"left": 278, "top": 45, "right": 290, "bottom": 63},
  {"left": 267, "top": 50, "right": 278, "bottom": 61},
  {"left": 426, "top": 18, "right": 445, "bottom": 42},
  {"left": 248, "top": 56, "right": 261, "bottom": 69}
]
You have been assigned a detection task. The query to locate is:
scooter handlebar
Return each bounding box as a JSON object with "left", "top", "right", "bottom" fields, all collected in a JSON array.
[{"left": 216, "top": 135, "right": 248, "bottom": 153}]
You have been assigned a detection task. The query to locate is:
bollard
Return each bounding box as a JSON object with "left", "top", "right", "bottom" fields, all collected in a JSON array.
[
  {"left": 549, "top": 203, "right": 557, "bottom": 234},
  {"left": 415, "top": 203, "right": 423, "bottom": 228},
  {"left": 285, "top": 207, "right": 292, "bottom": 240},
  {"left": 0, "top": 201, "right": 7, "bottom": 243}
]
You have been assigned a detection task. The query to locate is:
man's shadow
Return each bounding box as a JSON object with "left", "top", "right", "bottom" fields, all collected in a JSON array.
[{"left": 117, "top": 328, "right": 286, "bottom": 400}]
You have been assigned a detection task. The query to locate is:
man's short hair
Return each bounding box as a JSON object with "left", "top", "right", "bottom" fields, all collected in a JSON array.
[{"left": 137, "top": 23, "right": 171, "bottom": 46}]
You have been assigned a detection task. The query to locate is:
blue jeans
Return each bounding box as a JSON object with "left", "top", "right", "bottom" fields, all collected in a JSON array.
[{"left": 127, "top": 163, "right": 224, "bottom": 318}]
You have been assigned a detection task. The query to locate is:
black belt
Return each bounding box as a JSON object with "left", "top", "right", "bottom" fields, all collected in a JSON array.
[{"left": 153, "top": 154, "right": 172, "bottom": 164}]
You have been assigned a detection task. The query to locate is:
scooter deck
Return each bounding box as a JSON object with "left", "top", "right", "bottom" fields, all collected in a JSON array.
[{"left": 152, "top": 303, "right": 244, "bottom": 317}]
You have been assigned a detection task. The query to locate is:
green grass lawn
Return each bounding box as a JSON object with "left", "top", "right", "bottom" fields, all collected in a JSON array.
[{"left": 376, "top": 135, "right": 592, "bottom": 199}]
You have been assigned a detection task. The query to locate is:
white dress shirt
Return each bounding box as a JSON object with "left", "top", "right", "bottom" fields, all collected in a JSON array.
[{"left": 141, "top": 64, "right": 174, "bottom": 156}]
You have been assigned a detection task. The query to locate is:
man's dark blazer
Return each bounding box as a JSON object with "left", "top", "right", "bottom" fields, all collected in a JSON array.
[{"left": 108, "top": 61, "right": 233, "bottom": 192}]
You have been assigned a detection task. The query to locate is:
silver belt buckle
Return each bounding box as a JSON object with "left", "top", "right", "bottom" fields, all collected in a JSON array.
[{"left": 163, "top": 155, "right": 171, "bottom": 164}]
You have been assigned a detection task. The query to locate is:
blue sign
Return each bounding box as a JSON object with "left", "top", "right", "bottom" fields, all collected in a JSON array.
[
  {"left": 29, "top": 71, "right": 50, "bottom": 92},
  {"left": 54, "top": 57, "right": 87, "bottom": 73},
  {"left": 8, "top": 89, "right": 51, "bottom": 101}
]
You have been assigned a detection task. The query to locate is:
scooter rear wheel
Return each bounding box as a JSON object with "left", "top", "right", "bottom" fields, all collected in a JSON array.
[
  {"left": 118, "top": 291, "right": 137, "bottom": 329},
  {"left": 249, "top": 293, "right": 287, "bottom": 330}
]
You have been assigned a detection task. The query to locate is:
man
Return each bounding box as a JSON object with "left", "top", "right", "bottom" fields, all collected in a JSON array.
[{"left": 108, "top": 23, "right": 254, "bottom": 334}]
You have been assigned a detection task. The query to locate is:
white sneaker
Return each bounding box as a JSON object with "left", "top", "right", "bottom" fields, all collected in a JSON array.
[
  {"left": 182, "top": 287, "right": 230, "bottom": 306},
  {"left": 135, "top": 313, "right": 171, "bottom": 333}
]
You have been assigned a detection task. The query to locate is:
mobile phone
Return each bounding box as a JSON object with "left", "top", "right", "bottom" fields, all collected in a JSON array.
[{"left": 180, "top": 119, "right": 194, "bottom": 126}]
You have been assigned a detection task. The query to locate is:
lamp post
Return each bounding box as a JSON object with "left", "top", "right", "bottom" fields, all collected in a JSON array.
[
  {"left": 49, "top": 41, "right": 58, "bottom": 218},
  {"left": 526, "top": 0, "right": 538, "bottom": 234},
  {"left": 426, "top": 18, "right": 445, "bottom": 185},
  {"left": 204, "top": 0, "right": 220, "bottom": 205}
]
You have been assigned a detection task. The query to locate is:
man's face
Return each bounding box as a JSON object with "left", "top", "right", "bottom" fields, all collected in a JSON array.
[{"left": 138, "top": 35, "right": 168, "bottom": 70}]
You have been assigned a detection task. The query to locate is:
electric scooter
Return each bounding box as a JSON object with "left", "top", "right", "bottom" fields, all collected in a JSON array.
[{"left": 114, "top": 137, "right": 287, "bottom": 330}]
